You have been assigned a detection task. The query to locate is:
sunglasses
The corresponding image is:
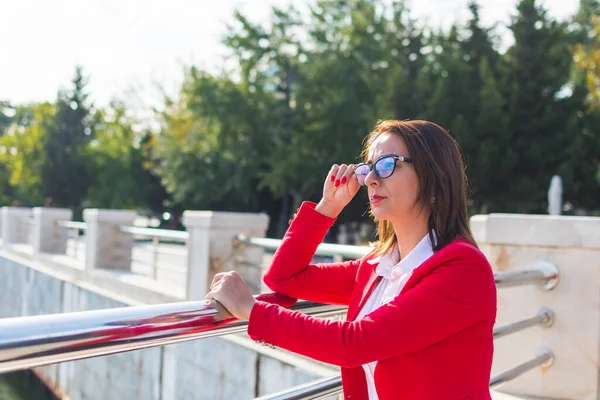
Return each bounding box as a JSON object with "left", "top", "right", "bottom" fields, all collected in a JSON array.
[{"left": 354, "top": 154, "right": 413, "bottom": 186}]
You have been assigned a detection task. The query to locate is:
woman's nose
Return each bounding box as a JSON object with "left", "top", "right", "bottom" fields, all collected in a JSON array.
[{"left": 364, "top": 169, "right": 379, "bottom": 187}]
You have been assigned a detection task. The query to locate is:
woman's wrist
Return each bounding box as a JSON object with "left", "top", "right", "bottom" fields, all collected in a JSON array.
[
  {"left": 315, "top": 199, "right": 342, "bottom": 219},
  {"left": 242, "top": 298, "right": 257, "bottom": 321}
]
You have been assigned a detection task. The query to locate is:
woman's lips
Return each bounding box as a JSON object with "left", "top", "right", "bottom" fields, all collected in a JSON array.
[{"left": 370, "top": 195, "right": 386, "bottom": 204}]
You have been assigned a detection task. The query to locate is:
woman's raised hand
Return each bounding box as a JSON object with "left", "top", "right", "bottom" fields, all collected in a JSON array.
[{"left": 316, "top": 164, "right": 360, "bottom": 218}]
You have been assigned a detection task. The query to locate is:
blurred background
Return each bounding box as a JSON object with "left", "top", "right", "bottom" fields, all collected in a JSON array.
[{"left": 1, "top": 0, "right": 598, "bottom": 239}]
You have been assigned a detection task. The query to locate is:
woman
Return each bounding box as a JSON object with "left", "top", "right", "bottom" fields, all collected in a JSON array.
[{"left": 206, "top": 120, "right": 497, "bottom": 400}]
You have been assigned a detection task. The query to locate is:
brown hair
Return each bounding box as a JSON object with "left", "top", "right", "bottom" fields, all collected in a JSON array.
[{"left": 361, "top": 120, "right": 477, "bottom": 256}]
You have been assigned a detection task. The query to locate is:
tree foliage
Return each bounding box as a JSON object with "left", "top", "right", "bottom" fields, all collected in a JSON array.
[
  {"left": 2, "top": 0, "right": 599, "bottom": 230},
  {"left": 40, "top": 66, "right": 94, "bottom": 210}
]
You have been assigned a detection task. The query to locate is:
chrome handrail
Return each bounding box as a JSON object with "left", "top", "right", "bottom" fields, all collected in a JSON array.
[
  {"left": 120, "top": 226, "right": 189, "bottom": 279},
  {"left": 120, "top": 226, "right": 189, "bottom": 241},
  {"left": 255, "top": 374, "right": 343, "bottom": 400},
  {"left": 0, "top": 297, "right": 346, "bottom": 374},
  {"left": 235, "top": 235, "right": 371, "bottom": 259},
  {"left": 239, "top": 235, "right": 559, "bottom": 290},
  {"left": 489, "top": 348, "right": 554, "bottom": 388},
  {"left": 494, "top": 261, "right": 559, "bottom": 290},
  {"left": 258, "top": 347, "right": 555, "bottom": 400},
  {"left": 493, "top": 307, "right": 554, "bottom": 339},
  {"left": 58, "top": 221, "right": 87, "bottom": 230}
]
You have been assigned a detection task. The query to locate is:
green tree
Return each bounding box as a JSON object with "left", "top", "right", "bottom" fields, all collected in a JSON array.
[
  {"left": 224, "top": 5, "right": 307, "bottom": 235},
  {"left": 276, "top": 0, "right": 390, "bottom": 228},
  {"left": 376, "top": 1, "right": 430, "bottom": 120},
  {"left": 155, "top": 68, "right": 275, "bottom": 215},
  {"left": 502, "top": 0, "right": 575, "bottom": 213},
  {"left": 86, "top": 103, "right": 169, "bottom": 214},
  {"left": 469, "top": 58, "right": 513, "bottom": 212},
  {"left": 0, "top": 103, "right": 54, "bottom": 205},
  {"left": 455, "top": 2, "right": 508, "bottom": 213},
  {"left": 0, "top": 102, "right": 13, "bottom": 135},
  {"left": 0, "top": 101, "right": 16, "bottom": 205},
  {"left": 568, "top": 0, "right": 600, "bottom": 209},
  {"left": 41, "top": 66, "right": 93, "bottom": 210}
]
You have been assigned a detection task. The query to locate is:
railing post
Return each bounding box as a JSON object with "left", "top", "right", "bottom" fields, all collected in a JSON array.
[
  {"left": 0, "top": 207, "right": 31, "bottom": 247},
  {"left": 83, "top": 209, "right": 136, "bottom": 271},
  {"left": 31, "top": 208, "right": 72, "bottom": 255},
  {"left": 182, "top": 211, "right": 269, "bottom": 300},
  {"left": 470, "top": 213, "right": 600, "bottom": 398}
]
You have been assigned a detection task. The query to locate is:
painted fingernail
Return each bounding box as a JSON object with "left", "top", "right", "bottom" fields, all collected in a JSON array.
[
  {"left": 331, "top": 175, "right": 335, "bottom": 182},
  {"left": 335, "top": 180, "right": 340, "bottom": 187},
  {"left": 341, "top": 177, "right": 347, "bottom": 184}
]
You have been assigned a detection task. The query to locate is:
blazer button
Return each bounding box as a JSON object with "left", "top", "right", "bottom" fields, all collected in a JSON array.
[{"left": 288, "top": 219, "right": 293, "bottom": 225}]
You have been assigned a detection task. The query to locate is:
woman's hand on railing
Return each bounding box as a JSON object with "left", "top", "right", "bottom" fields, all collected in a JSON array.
[
  {"left": 205, "top": 271, "right": 256, "bottom": 321},
  {"left": 316, "top": 164, "right": 360, "bottom": 218}
]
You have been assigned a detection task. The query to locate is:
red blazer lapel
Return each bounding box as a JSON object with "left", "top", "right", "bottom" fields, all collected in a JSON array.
[
  {"left": 399, "top": 239, "right": 465, "bottom": 295},
  {"left": 347, "top": 260, "right": 381, "bottom": 321}
]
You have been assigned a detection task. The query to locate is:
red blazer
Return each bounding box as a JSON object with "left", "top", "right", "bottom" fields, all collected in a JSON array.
[{"left": 247, "top": 202, "right": 497, "bottom": 400}]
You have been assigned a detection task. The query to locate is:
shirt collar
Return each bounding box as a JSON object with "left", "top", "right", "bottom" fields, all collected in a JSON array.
[{"left": 367, "top": 233, "right": 436, "bottom": 280}]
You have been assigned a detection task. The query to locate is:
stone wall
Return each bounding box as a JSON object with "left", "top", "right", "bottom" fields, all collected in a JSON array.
[
  {"left": 471, "top": 213, "right": 600, "bottom": 400},
  {"left": 0, "top": 256, "right": 333, "bottom": 400}
]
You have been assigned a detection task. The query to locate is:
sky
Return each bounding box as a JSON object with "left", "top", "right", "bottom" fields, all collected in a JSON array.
[{"left": 0, "top": 0, "right": 579, "bottom": 114}]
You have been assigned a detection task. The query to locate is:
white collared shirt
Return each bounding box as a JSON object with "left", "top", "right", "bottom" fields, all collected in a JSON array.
[{"left": 355, "top": 233, "right": 436, "bottom": 400}]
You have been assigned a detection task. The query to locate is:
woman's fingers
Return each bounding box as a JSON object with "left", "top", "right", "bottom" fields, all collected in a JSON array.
[
  {"left": 327, "top": 164, "right": 340, "bottom": 186},
  {"left": 342, "top": 164, "right": 358, "bottom": 189},
  {"left": 203, "top": 271, "right": 256, "bottom": 320},
  {"left": 334, "top": 164, "right": 349, "bottom": 187},
  {"left": 208, "top": 272, "right": 227, "bottom": 293},
  {"left": 341, "top": 164, "right": 355, "bottom": 181}
]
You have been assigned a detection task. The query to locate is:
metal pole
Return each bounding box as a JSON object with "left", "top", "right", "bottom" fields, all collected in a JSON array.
[
  {"left": 255, "top": 375, "right": 343, "bottom": 400},
  {"left": 256, "top": 348, "right": 556, "bottom": 399},
  {"left": 489, "top": 348, "right": 554, "bottom": 388},
  {"left": 494, "top": 261, "right": 559, "bottom": 290},
  {"left": 0, "top": 299, "right": 346, "bottom": 374},
  {"left": 493, "top": 307, "right": 554, "bottom": 339},
  {"left": 152, "top": 236, "right": 159, "bottom": 279},
  {"left": 73, "top": 228, "right": 78, "bottom": 259}
]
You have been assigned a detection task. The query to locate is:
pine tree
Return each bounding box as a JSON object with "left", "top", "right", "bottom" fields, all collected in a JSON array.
[
  {"left": 469, "top": 58, "right": 513, "bottom": 212},
  {"left": 41, "top": 66, "right": 93, "bottom": 210},
  {"left": 504, "top": 0, "right": 574, "bottom": 213}
]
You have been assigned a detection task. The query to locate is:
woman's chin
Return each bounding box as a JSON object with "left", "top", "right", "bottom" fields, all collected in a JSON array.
[{"left": 370, "top": 206, "right": 390, "bottom": 220}]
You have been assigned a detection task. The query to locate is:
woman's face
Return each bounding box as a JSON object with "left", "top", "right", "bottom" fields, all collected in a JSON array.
[{"left": 365, "top": 132, "right": 421, "bottom": 221}]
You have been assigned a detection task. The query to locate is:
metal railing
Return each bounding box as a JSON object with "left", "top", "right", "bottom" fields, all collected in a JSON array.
[
  {"left": 259, "top": 306, "right": 557, "bottom": 400},
  {"left": 58, "top": 221, "right": 87, "bottom": 231},
  {"left": 256, "top": 375, "right": 343, "bottom": 400},
  {"left": 489, "top": 348, "right": 554, "bottom": 388},
  {"left": 494, "top": 260, "right": 559, "bottom": 290},
  {"left": 19, "top": 216, "right": 35, "bottom": 247},
  {"left": 120, "top": 226, "right": 189, "bottom": 279},
  {"left": 58, "top": 220, "right": 87, "bottom": 260},
  {"left": 235, "top": 235, "right": 371, "bottom": 260},
  {"left": 493, "top": 307, "right": 554, "bottom": 339},
  {"left": 0, "top": 297, "right": 344, "bottom": 374},
  {"left": 259, "top": 346, "right": 556, "bottom": 400},
  {"left": 0, "top": 233, "right": 561, "bottom": 399}
]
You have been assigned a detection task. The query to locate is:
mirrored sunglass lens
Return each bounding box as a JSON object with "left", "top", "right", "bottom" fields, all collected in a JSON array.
[
  {"left": 354, "top": 165, "right": 370, "bottom": 185},
  {"left": 376, "top": 157, "right": 396, "bottom": 178}
]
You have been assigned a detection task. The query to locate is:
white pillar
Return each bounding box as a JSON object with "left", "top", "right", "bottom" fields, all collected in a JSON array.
[
  {"left": 470, "top": 213, "right": 600, "bottom": 399},
  {"left": 32, "top": 208, "right": 72, "bottom": 255},
  {"left": 83, "top": 209, "right": 136, "bottom": 270},
  {"left": 183, "top": 211, "right": 269, "bottom": 300},
  {"left": 1, "top": 207, "right": 32, "bottom": 247}
]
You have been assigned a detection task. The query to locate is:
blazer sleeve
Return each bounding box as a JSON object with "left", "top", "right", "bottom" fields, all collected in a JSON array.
[
  {"left": 249, "top": 246, "right": 496, "bottom": 368},
  {"left": 262, "top": 201, "right": 363, "bottom": 305}
]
